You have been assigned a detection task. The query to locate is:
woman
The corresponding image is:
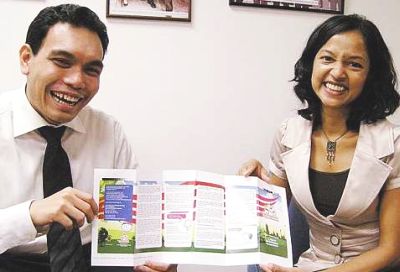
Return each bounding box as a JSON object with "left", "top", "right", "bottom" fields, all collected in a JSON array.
[{"left": 240, "top": 14, "right": 400, "bottom": 272}]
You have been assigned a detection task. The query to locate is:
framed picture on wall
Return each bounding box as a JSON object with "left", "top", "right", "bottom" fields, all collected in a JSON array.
[
  {"left": 229, "top": 0, "right": 344, "bottom": 14},
  {"left": 107, "top": 0, "right": 191, "bottom": 21}
]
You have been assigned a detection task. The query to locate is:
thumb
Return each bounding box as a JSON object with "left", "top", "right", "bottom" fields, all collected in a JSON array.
[
  {"left": 260, "top": 167, "right": 269, "bottom": 182},
  {"left": 260, "top": 263, "right": 288, "bottom": 272},
  {"left": 260, "top": 263, "right": 274, "bottom": 272}
]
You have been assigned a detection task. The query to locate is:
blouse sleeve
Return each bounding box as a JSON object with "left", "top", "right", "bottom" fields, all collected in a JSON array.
[{"left": 268, "top": 120, "right": 289, "bottom": 180}]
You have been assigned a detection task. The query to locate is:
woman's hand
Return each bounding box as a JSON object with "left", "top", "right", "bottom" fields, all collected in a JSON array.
[
  {"left": 260, "top": 264, "right": 302, "bottom": 272},
  {"left": 238, "top": 159, "right": 269, "bottom": 182}
]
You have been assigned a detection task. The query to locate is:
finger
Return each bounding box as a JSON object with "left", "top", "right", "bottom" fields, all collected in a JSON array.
[
  {"left": 70, "top": 193, "right": 98, "bottom": 223},
  {"left": 238, "top": 159, "right": 258, "bottom": 176},
  {"left": 260, "top": 167, "right": 270, "bottom": 182},
  {"left": 260, "top": 263, "right": 296, "bottom": 272},
  {"left": 260, "top": 263, "right": 274, "bottom": 272},
  {"left": 73, "top": 189, "right": 99, "bottom": 216},
  {"left": 62, "top": 188, "right": 98, "bottom": 222},
  {"left": 69, "top": 196, "right": 95, "bottom": 225},
  {"left": 53, "top": 213, "right": 75, "bottom": 230},
  {"left": 134, "top": 265, "right": 152, "bottom": 272},
  {"left": 54, "top": 197, "right": 87, "bottom": 227},
  {"left": 144, "top": 261, "right": 177, "bottom": 272},
  {"left": 49, "top": 189, "right": 90, "bottom": 227}
]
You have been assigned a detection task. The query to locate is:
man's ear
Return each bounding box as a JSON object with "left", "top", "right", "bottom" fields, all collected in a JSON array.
[{"left": 19, "top": 44, "right": 33, "bottom": 75}]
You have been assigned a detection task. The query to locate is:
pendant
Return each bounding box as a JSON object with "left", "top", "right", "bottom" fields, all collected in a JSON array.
[{"left": 326, "top": 141, "right": 336, "bottom": 165}]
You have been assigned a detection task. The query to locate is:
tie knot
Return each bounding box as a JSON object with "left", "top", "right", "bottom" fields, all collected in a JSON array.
[{"left": 38, "top": 126, "right": 66, "bottom": 145}]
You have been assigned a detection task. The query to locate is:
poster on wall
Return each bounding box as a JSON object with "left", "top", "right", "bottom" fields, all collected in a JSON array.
[
  {"left": 229, "top": 0, "right": 344, "bottom": 14},
  {"left": 107, "top": 0, "right": 191, "bottom": 21}
]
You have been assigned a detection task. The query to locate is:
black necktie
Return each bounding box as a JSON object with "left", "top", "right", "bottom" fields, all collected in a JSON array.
[{"left": 39, "top": 126, "right": 89, "bottom": 272}]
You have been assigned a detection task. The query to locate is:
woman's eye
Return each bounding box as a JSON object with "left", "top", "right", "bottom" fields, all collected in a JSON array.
[
  {"left": 321, "top": 56, "right": 333, "bottom": 62},
  {"left": 349, "top": 61, "right": 363, "bottom": 69}
]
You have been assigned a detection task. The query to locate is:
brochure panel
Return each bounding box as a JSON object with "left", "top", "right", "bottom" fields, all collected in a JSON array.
[
  {"left": 225, "top": 176, "right": 259, "bottom": 253},
  {"left": 257, "top": 179, "right": 293, "bottom": 267},
  {"left": 135, "top": 180, "right": 163, "bottom": 250},
  {"left": 193, "top": 171, "right": 225, "bottom": 251},
  {"left": 91, "top": 169, "right": 137, "bottom": 266}
]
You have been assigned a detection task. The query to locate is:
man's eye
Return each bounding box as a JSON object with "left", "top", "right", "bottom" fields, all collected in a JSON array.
[
  {"left": 52, "top": 58, "right": 71, "bottom": 68},
  {"left": 85, "top": 67, "right": 102, "bottom": 77}
]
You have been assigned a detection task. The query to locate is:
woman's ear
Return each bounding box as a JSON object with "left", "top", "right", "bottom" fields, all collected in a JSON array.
[{"left": 19, "top": 44, "right": 33, "bottom": 75}]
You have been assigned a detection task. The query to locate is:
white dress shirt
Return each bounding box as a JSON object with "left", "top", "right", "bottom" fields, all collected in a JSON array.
[{"left": 0, "top": 87, "right": 137, "bottom": 254}]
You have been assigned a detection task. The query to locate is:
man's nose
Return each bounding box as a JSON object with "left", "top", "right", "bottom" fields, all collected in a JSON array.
[{"left": 64, "top": 67, "right": 85, "bottom": 90}]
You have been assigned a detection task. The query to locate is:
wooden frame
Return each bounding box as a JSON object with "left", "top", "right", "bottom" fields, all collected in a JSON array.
[
  {"left": 107, "top": 0, "right": 191, "bottom": 22},
  {"left": 229, "top": 0, "right": 344, "bottom": 14}
]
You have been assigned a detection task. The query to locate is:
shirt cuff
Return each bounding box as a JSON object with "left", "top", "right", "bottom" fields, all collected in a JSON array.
[{"left": 0, "top": 200, "right": 38, "bottom": 253}]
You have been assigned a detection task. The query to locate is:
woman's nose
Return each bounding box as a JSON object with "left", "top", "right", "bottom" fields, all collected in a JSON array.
[{"left": 330, "top": 62, "right": 347, "bottom": 80}]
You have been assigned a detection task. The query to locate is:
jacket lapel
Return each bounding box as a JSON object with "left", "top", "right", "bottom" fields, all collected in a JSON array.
[
  {"left": 280, "top": 117, "right": 328, "bottom": 223},
  {"left": 280, "top": 117, "right": 395, "bottom": 222},
  {"left": 334, "top": 121, "right": 394, "bottom": 219}
]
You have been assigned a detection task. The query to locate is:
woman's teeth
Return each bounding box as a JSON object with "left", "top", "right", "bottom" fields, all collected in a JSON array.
[{"left": 325, "top": 82, "right": 345, "bottom": 92}]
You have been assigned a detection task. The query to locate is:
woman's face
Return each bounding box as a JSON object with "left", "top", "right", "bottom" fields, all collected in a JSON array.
[{"left": 311, "top": 30, "right": 370, "bottom": 112}]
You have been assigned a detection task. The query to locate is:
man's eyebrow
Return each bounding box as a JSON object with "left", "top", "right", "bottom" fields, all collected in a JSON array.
[{"left": 49, "top": 49, "right": 75, "bottom": 59}]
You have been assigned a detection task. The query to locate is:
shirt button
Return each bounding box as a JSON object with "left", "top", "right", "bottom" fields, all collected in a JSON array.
[
  {"left": 334, "top": 254, "right": 342, "bottom": 264},
  {"left": 330, "top": 234, "right": 340, "bottom": 246}
]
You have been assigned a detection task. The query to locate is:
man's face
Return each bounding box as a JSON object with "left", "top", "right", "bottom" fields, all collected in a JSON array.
[{"left": 20, "top": 23, "right": 104, "bottom": 125}]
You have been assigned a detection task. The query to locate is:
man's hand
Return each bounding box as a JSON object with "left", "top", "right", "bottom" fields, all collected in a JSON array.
[
  {"left": 238, "top": 159, "right": 269, "bottom": 182},
  {"left": 134, "top": 262, "right": 177, "bottom": 272},
  {"left": 260, "top": 264, "right": 301, "bottom": 272},
  {"left": 29, "top": 187, "right": 98, "bottom": 230}
]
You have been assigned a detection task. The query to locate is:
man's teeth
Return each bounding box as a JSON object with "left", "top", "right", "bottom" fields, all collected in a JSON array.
[
  {"left": 51, "top": 92, "right": 81, "bottom": 105},
  {"left": 326, "top": 82, "right": 345, "bottom": 92}
]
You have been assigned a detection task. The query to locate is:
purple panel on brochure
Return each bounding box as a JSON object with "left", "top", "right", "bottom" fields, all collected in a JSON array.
[{"left": 104, "top": 185, "right": 133, "bottom": 221}]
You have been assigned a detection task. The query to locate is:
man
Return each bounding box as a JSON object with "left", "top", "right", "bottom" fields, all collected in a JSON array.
[{"left": 0, "top": 4, "right": 176, "bottom": 272}]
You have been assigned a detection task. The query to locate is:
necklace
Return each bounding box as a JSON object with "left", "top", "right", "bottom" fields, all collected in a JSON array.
[{"left": 321, "top": 129, "right": 348, "bottom": 165}]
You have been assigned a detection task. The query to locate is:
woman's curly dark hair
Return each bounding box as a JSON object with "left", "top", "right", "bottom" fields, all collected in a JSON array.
[{"left": 293, "top": 14, "right": 399, "bottom": 131}]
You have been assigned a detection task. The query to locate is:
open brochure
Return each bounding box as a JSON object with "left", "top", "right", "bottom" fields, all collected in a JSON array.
[{"left": 91, "top": 169, "right": 292, "bottom": 267}]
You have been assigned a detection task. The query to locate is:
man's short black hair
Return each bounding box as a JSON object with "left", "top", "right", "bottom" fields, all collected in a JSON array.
[{"left": 26, "top": 4, "right": 109, "bottom": 57}]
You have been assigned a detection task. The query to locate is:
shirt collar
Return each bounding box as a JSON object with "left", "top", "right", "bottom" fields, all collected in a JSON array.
[{"left": 12, "top": 86, "right": 86, "bottom": 137}]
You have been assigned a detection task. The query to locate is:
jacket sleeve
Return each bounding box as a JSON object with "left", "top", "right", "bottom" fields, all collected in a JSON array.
[
  {"left": 384, "top": 126, "right": 400, "bottom": 190},
  {"left": 268, "top": 119, "right": 289, "bottom": 180}
]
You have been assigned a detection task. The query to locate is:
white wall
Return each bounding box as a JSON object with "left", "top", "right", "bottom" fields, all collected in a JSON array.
[{"left": 1, "top": 0, "right": 399, "bottom": 271}]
